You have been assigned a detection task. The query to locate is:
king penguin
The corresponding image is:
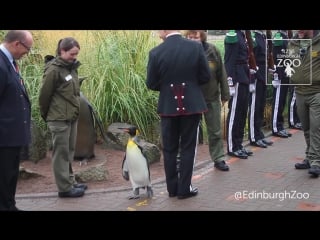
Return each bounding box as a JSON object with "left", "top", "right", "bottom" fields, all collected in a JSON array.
[{"left": 120, "top": 126, "right": 153, "bottom": 199}]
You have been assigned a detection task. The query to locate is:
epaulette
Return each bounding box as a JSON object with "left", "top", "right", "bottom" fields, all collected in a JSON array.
[
  {"left": 273, "top": 32, "right": 283, "bottom": 47},
  {"left": 225, "top": 30, "right": 238, "bottom": 43}
]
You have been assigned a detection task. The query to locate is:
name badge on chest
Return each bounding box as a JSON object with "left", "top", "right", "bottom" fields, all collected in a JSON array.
[{"left": 65, "top": 74, "right": 72, "bottom": 81}]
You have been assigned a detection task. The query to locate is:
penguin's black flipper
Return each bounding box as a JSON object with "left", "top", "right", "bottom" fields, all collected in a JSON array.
[
  {"left": 134, "top": 140, "right": 151, "bottom": 181},
  {"left": 133, "top": 138, "right": 149, "bottom": 164},
  {"left": 144, "top": 152, "right": 152, "bottom": 181},
  {"left": 121, "top": 155, "right": 129, "bottom": 181}
]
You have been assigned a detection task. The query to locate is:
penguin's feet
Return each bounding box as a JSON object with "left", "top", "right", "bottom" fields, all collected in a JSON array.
[
  {"left": 146, "top": 186, "right": 153, "bottom": 198},
  {"left": 128, "top": 194, "right": 140, "bottom": 200},
  {"left": 128, "top": 188, "right": 140, "bottom": 199},
  {"left": 79, "top": 159, "right": 88, "bottom": 166},
  {"left": 133, "top": 188, "right": 139, "bottom": 196}
]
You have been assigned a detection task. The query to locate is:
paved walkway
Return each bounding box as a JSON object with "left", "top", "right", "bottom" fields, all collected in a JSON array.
[{"left": 16, "top": 129, "right": 320, "bottom": 211}]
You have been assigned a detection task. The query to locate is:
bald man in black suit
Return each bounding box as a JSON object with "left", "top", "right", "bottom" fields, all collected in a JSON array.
[{"left": 0, "top": 30, "right": 33, "bottom": 211}]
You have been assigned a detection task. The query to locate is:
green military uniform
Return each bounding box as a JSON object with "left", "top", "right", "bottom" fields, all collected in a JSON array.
[
  {"left": 291, "top": 32, "right": 320, "bottom": 174},
  {"left": 201, "top": 41, "right": 230, "bottom": 164}
]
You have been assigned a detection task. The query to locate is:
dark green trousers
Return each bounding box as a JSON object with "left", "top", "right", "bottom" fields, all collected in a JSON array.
[{"left": 48, "top": 120, "right": 78, "bottom": 192}]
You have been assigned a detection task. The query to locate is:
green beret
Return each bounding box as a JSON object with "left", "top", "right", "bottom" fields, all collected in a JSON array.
[
  {"left": 273, "top": 32, "right": 283, "bottom": 47},
  {"left": 225, "top": 30, "right": 238, "bottom": 43}
]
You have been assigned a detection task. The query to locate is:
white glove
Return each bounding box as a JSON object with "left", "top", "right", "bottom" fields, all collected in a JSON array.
[
  {"left": 249, "top": 69, "right": 256, "bottom": 75},
  {"left": 229, "top": 86, "right": 235, "bottom": 96},
  {"left": 227, "top": 77, "right": 233, "bottom": 86},
  {"left": 249, "top": 83, "right": 256, "bottom": 93},
  {"left": 272, "top": 72, "right": 280, "bottom": 88},
  {"left": 268, "top": 65, "right": 277, "bottom": 73},
  {"left": 272, "top": 80, "right": 280, "bottom": 88}
]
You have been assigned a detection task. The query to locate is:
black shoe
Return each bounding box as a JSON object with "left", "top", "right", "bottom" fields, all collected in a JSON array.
[
  {"left": 177, "top": 187, "right": 198, "bottom": 199},
  {"left": 9, "top": 206, "right": 23, "bottom": 211},
  {"left": 295, "top": 159, "right": 310, "bottom": 169},
  {"left": 273, "top": 131, "right": 288, "bottom": 138},
  {"left": 262, "top": 138, "right": 273, "bottom": 146},
  {"left": 168, "top": 193, "right": 177, "bottom": 198},
  {"left": 228, "top": 149, "right": 248, "bottom": 159},
  {"left": 214, "top": 160, "right": 230, "bottom": 171},
  {"left": 58, "top": 187, "right": 85, "bottom": 198},
  {"left": 294, "top": 123, "right": 303, "bottom": 130},
  {"left": 73, "top": 183, "right": 88, "bottom": 190},
  {"left": 308, "top": 165, "right": 320, "bottom": 177},
  {"left": 281, "top": 130, "right": 292, "bottom": 137},
  {"left": 241, "top": 147, "right": 253, "bottom": 156},
  {"left": 250, "top": 139, "right": 267, "bottom": 148}
]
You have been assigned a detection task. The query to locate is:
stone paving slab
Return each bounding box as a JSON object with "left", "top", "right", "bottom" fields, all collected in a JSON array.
[{"left": 15, "top": 129, "right": 320, "bottom": 211}]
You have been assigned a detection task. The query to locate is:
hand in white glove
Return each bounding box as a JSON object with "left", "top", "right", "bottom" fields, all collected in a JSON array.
[
  {"left": 249, "top": 69, "right": 256, "bottom": 75},
  {"left": 268, "top": 65, "right": 276, "bottom": 73},
  {"left": 227, "top": 77, "right": 233, "bottom": 86},
  {"left": 249, "top": 83, "right": 256, "bottom": 93},
  {"left": 272, "top": 80, "right": 280, "bottom": 88},
  {"left": 229, "top": 86, "right": 235, "bottom": 96}
]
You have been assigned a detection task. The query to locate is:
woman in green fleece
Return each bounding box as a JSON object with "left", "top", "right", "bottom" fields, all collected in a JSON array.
[{"left": 39, "top": 37, "right": 87, "bottom": 198}]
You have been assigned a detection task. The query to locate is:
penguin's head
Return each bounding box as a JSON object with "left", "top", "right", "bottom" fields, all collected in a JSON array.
[{"left": 119, "top": 126, "right": 138, "bottom": 137}]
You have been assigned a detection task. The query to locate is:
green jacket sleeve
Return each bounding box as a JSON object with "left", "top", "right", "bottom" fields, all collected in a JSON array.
[{"left": 39, "top": 69, "right": 58, "bottom": 121}]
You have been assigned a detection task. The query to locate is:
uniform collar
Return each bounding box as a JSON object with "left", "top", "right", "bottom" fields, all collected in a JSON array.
[
  {"left": 166, "top": 32, "right": 182, "bottom": 38},
  {"left": 254, "top": 30, "right": 264, "bottom": 35}
]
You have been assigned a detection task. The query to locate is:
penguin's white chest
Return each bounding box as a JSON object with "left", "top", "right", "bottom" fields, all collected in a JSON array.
[{"left": 126, "top": 142, "right": 150, "bottom": 187}]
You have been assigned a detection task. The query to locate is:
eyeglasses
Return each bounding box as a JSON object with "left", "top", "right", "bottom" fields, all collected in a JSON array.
[{"left": 19, "top": 41, "right": 31, "bottom": 52}]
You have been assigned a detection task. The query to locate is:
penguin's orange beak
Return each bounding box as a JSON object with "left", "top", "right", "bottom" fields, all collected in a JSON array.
[{"left": 118, "top": 127, "right": 129, "bottom": 133}]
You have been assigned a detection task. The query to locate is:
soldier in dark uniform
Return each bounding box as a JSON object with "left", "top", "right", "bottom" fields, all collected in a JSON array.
[
  {"left": 248, "top": 30, "right": 274, "bottom": 148},
  {"left": 146, "top": 30, "right": 211, "bottom": 199},
  {"left": 224, "top": 30, "right": 253, "bottom": 159},
  {"left": 287, "top": 31, "right": 304, "bottom": 130},
  {"left": 288, "top": 85, "right": 302, "bottom": 129},
  {"left": 271, "top": 30, "right": 292, "bottom": 138}
]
